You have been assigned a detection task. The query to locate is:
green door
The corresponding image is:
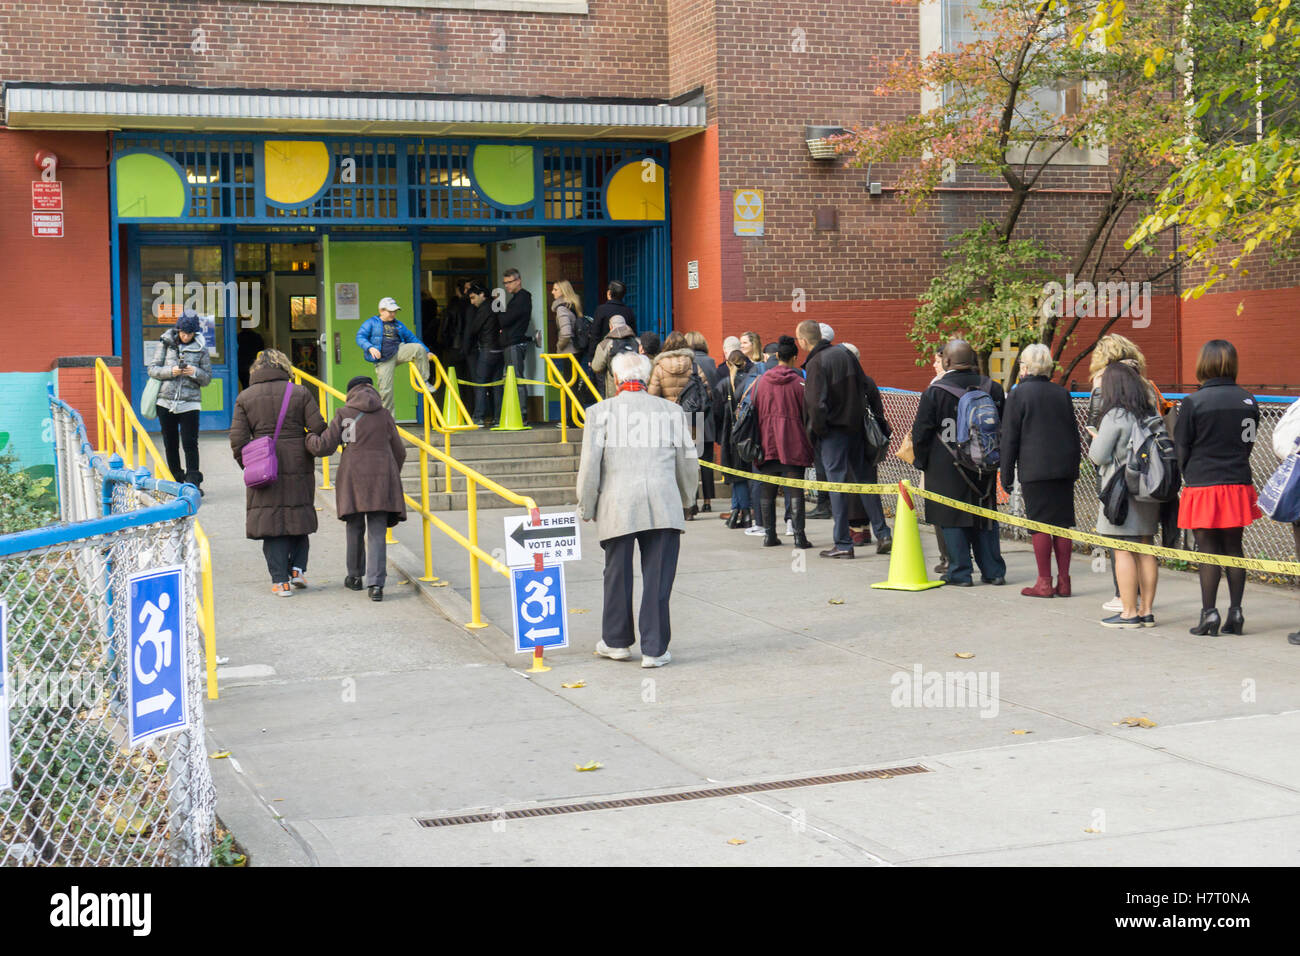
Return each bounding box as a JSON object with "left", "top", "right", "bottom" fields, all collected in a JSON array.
[{"left": 322, "top": 238, "right": 420, "bottom": 420}]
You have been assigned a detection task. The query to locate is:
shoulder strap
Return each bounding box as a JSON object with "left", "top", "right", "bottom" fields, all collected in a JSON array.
[
  {"left": 934, "top": 382, "right": 966, "bottom": 401},
  {"left": 272, "top": 382, "right": 294, "bottom": 442}
]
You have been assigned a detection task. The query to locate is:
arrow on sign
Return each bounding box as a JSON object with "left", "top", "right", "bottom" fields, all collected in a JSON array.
[
  {"left": 510, "top": 522, "right": 575, "bottom": 548},
  {"left": 525, "top": 626, "right": 561, "bottom": 641},
  {"left": 135, "top": 687, "right": 176, "bottom": 718}
]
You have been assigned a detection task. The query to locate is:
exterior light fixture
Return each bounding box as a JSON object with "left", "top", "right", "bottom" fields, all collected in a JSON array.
[{"left": 805, "top": 126, "right": 847, "bottom": 160}]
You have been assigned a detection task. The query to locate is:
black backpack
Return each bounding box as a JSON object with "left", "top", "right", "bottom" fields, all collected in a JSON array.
[
  {"left": 677, "top": 360, "right": 709, "bottom": 417},
  {"left": 730, "top": 378, "right": 763, "bottom": 463},
  {"left": 571, "top": 313, "right": 596, "bottom": 357},
  {"left": 607, "top": 335, "right": 639, "bottom": 361}
]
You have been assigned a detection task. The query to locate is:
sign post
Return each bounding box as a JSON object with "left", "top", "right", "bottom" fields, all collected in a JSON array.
[
  {"left": 0, "top": 601, "right": 10, "bottom": 792},
  {"left": 127, "top": 566, "right": 189, "bottom": 746},
  {"left": 503, "top": 511, "right": 580, "bottom": 567},
  {"left": 504, "top": 512, "right": 579, "bottom": 672}
]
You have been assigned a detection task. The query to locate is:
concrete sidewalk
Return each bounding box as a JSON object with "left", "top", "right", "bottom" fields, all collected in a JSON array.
[{"left": 197, "top": 434, "right": 1300, "bottom": 866}]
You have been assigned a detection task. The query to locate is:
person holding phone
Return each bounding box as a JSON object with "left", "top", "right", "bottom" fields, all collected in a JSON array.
[{"left": 148, "top": 310, "right": 212, "bottom": 494}]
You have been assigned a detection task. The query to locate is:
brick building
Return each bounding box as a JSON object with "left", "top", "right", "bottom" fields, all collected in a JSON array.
[{"left": 1, "top": 0, "right": 1294, "bottom": 465}]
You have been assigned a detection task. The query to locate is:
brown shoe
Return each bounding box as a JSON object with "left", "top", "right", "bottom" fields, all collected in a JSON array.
[{"left": 819, "top": 547, "right": 855, "bottom": 559}]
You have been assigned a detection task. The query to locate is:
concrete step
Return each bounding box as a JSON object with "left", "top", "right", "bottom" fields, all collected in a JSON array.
[
  {"left": 428, "top": 440, "right": 581, "bottom": 462},
  {"left": 403, "top": 455, "right": 581, "bottom": 479},
  {"left": 402, "top": 481, "right": 579, "bottom": 511},
  {"left": 407, "top": 470, "right": 578, "bottom": 494},
  {"left": 443, "top": 424, "right": 582, "bottom": 447}
]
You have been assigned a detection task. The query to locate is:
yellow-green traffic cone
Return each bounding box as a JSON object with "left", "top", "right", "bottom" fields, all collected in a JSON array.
[
  {"left": 492, "top": 366, "right": 531, "bottom": 431},
  {"left": 872, "top": 481, "right": 945, "bottom": 591},
  {"left": 442, "top": 366, "right": 464, "bottom": 427}
]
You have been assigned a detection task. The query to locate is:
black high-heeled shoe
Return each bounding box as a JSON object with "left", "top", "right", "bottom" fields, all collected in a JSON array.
[
  {"left": 1221, "top": 607, "right": 1245, "bottom": 635},
  {"left": 1189, "top": 608, "right": 1221, "bottom": 636},
  {"left": 726, "top": 510, "right": 741, "bottom": 529}
]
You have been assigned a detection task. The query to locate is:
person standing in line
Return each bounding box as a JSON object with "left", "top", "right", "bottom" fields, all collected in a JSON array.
[
  {"left": 550, "top": 280, "right": 582, "bottom": 356},
  {"left": 229, "top": 349, "right": 327, "bottom": 597},
  {"left": 910, "top": 339, "right": 1008, "bottom": 584},
  {"left": 1087, "top": 360, "right": 1160, "bottom": 627},
  {"left": 592, "top": 279, "right": 636, "bottom": 341},
  {"left": 732, "top": 344, "right": 771, "bottom": 536},
  {"left": 1175, "top": 339, "right": 1261, "bottom": 636},
  {"left": 797, "top": 320, "right": 890, "bottom": 559},
  {"left": 750, "top": 335, "right": 814, "bottom": 549},
  {"left": 807, "top": 324, "right": 836, "bottom": 520},
  {"left": 356, "top": 296, "right": 430, "bottom": 416},
  {"left": 921, "top": 349, "right": 952, "bottom": 574},
  {"left": 685, "top": 331, "right": 720, "bottom": 512},
  {"left": 591, "top": 315, "right": 640, "bottom": 398},
  {"left": 840, "top": 342, "right": 893, "bottom": 553},
  {"left": 305, "top": 376, "right": 406, "bottom": 602},
  {"left": 639, "top": 331, "right": 662, "bottom": 361},
  {"left": 463, "top": 283, "right": 499, "bottom": 426},
  {"left": 148, "top": 310, "right": 212, "bottom": 493},
  {"left": 717, "top": 348, "right": 757, "bottom": 528},
  {"left": 740, "top": 331, "right": 763, "bottom": 366},
  {"left": 1270, "top": 397, "right": 1300, "bottom": 646},
  {"left": 648, "top": 331, "right": 711, "bottom": 519},
  {"left": 497, "top": 268, "right": 533, "bottom": 424},
  {"left": 1000, "top": 343, "right": 1081, "bottom": 599},
  {"left": 577, "top": 351, "right": 699, "bottom": 668}
]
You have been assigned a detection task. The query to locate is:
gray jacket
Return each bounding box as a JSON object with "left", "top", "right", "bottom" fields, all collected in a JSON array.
[
  {"left": 148, "top": 328, "right": 213, "bottom": 408},
  {"left": 576, "top": 389, "right": 701, "bottom": 542},
  {"left": 1088, "top": 407, "right": 1159, "bottom": 536}
]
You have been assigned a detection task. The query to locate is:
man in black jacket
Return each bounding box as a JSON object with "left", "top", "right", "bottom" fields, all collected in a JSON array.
[
  {"left": 911, "top": 340, "right": 1008, "bottom": 586},
  {"left": 796, "top": 320, "right": 893, "bottom": 558},
  {"left": 592, "top": 279, "right": 636, "bottom": 347},
  {"left": 497, "top": 268, "right": 533, "bottom": 424},
  {"left": 464, "top": 284, "right": 499, "bottom": 425}
]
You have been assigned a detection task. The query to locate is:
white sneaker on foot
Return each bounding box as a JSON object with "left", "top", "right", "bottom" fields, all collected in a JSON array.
[
  {"left": 594, "top": 641, "right": 631, "bottom": 661},
  {"left": 641, "top": 651, "right": 671, "bottom": 668},
  {"left": 1102, "top": 597, "right": 1123, "bottom": 612},
  {"left": 785, "top": 519, "right": 794, "bottom": 536},
  {"left": 743, "top": 525, "right": 767, "bottom": 536},
  {"left": 291, "top": 568, "right": 308, "bottom": 589}
]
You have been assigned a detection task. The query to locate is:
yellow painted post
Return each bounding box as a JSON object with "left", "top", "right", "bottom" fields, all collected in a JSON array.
[
  {"left": 199, "top": 533, "right": 218, "bottom": 700},
  {"left": 95, "top": 367, "right": 105, "bottom": 453},
  {"left": 466, "top": 481, "right": 488, "bottom": 629},
  {"left": 318, "top": 384, "right": 332, "bottom": 490},
  {"left": 444, "top": 432, "right": 453, "bottom": 494}
]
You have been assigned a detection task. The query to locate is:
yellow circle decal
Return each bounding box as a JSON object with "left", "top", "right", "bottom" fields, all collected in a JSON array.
[
  {"left": 606, "top": 159, "right": 665, "bottom": 220},
  {"left": 264, "top": 141, "right": 332, "bottom": 206}
]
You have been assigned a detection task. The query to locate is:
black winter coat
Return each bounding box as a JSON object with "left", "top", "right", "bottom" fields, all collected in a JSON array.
[
  {"left": 499, "top": 289, "right": 533, "bottom": 347},
  {"left": 1000, "top": 375, "right": 1081, "bottom": 489},
  {"left": 911, "top": 369, "right": 1006, "bottom": 528},
  {"left": 593, "top": 301, "right": 636, "bottom": 342},
  {"left": 802, "top": 342, "right": 865, "bottom": 440},
  {"left": 1174, "top": 378, "right": 1259, "bottom": 487},
  {"left": 466, "top": 301, "right": 498, "bottom": 354}
]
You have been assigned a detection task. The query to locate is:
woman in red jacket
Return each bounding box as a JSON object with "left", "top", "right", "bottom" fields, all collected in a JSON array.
[{"left": 750, "top": 335, "right": 814, "bottom": 549}]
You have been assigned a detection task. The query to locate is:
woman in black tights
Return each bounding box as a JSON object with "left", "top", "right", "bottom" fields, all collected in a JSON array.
[{"left": 1174, "top": 340, "right": 1262, "bottom": 636}]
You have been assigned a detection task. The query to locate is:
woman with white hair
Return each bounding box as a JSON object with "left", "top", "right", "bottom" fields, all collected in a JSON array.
[{"left": 1000, "top": 343, "right": 1081, "bottom": 599}]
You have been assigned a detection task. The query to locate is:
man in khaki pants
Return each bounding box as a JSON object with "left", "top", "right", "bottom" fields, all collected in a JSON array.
[{"left": 355, "top": 296, "right": 430, "bottom": 416}]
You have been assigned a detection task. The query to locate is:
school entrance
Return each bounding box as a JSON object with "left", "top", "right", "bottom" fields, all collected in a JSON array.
[{"left": 114, "top": 134, "right": 674, "bottom": 429}]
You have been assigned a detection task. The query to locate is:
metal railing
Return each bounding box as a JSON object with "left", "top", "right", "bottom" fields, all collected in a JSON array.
[
  {"left": 289, "top": 365, "right": 538, "bottom": 628},
  {"left": 93, "top": 360, "right": 218, "bottom": 699},
  {"left": 542, "top": 353, "right": 600, "bottom": 444},
  {"left": 0, "top": 391, "right": 215, "bottom": 866}
]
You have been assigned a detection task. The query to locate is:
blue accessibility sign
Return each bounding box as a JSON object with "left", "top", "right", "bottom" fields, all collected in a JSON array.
[
  {"left": 127, "top": 566, "right": 189, "bottom": 745},
  {"left": 510, "top": 563, "right": 568, "bottom": 653}
]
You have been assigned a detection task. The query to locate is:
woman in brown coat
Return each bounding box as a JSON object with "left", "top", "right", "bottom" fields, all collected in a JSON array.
[
  {"left": 229, "top": 349, "right": 327, "bottom": 596},
  {"left": 648, "top": 331, "right": 709, "bottom": 403},
  {"left": 305, "top": 376, "right": 407, "bottom": 601}
]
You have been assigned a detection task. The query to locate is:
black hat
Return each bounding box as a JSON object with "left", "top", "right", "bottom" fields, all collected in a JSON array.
[
  {"left": 176, "top": 311, "right": 202, "bottom": 334},
  {"left": 346, "top": 375, "right": 374, "bottom": 393},
  {"left": 762, "top": 342, "right": 780, "bottom": 355}
]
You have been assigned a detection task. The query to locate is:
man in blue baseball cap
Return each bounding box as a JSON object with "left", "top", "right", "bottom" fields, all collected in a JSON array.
[{"left": 356, "top": 296, "right": 430, "bottom": 415}]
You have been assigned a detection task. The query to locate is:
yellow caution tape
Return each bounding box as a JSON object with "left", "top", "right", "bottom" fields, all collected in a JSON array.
[
  {"left": 456, "top": 378, "right": 549, "bottom": 388},
  {"left": 699, "top": 461, "right": 1300, "bottom": 574}
]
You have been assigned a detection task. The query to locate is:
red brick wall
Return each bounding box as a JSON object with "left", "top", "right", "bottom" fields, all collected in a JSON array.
[
  {"left": 55, "top": 364, "right": 122, "bottom": 445},
  {"left": 670, "top": 125, "right": 722, "bottom": 350},
  {"left": 0, "top": 130, "right": 112, "bottom": 373},
  {"left": 1181, "top": 287, "right": 1300, "bottom": 391},
  {"left": 0, "top": 0, "right": 668, "bottom": 99}
]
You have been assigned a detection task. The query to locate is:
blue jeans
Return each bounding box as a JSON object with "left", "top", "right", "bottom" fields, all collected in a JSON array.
[
  {"left": 940, "top": 526, "right": 1007, "bottom": 584},
  {"left": 818, "top": 428, "right": 891, "bottom": 550}
]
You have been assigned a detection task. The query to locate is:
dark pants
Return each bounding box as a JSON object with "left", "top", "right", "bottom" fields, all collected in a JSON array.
[
  {"left": 818, "top": 428, "right": 890, "bottom": 550},
  {"left": 600, "top": 528, "right": 682, "bottom": 658},
  {"left": 262, "top": 535, "right": 310, "bottom": 585},
  {"left": 759, "top": 462, "right": 805, "bottom": 533},
  {"left": 940, "top": 526, "right": 1006, "bottom": 585},
  {"left": 346, "top": 512, "right": 388, "bottom": 587},
  {"left": 156, "top": 406, "right": 200, "bottom": 484},
  {"left": 497, "top": 342, "right": 529, "bottom": 423},
  {"left": 475, "top": 350, "right": 502, "bottom": 422},
  {"left": 699, "top": 441, "right": 716, "bottom": 503}
]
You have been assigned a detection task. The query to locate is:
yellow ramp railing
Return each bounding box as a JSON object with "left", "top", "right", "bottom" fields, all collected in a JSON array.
[
  {"left": 93, "top": 360, "right": 218, "bottom": 700},
  {"left": 291, "top": 364, "right": 538, "bottom": 629},
  {"left": 541, "top": 353, "right": 598, "bottom": 443}
]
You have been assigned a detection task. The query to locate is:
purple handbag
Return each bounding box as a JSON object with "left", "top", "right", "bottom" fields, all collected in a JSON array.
[{"left": 242, "top": 383, "right": 295, "bottom": 489}]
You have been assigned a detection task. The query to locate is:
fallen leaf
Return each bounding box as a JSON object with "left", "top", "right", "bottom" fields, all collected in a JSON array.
[
  {"left": 574, "top": 761, "right": 603, "bottom": 772},
  {"left": 955, "top": 652, "right": 975, "bottom": 659},
  {"left": 727, "top": 838, "right": 747, "bottom": 846},
  {"left": 208, "top": 750, "right": 231, "bottom": 759},
  {"left": 829, "top": 597, "right": 845, "bottom": 605},
  {"left": 1083, "top": 827, "right": 1101, "bottom": 834},
  {"left": 1118, "top": 717, "right": 1157, "bottom": 728},
  {"left": 570, "top": 608, "right": 590, "bottom": 614},
  {"left": 561, "top": 680, "right": 586, "bottom": 689},
  {"left": 1011, "top": 729, "right": 1032, "bottom": 735},
  {"left": 273, "top": 798, "right": 284, "bottom": 802}
]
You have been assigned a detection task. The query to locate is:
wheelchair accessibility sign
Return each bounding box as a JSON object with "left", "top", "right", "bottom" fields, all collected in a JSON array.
[
  {"left": 510, "top": 564, "right": 568, "bottom": 653},
  {"left": 127, "top": 565, "right": 189, "bottom": 746}
]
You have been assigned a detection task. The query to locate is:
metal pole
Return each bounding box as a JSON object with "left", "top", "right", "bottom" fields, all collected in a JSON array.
[
  {"left": 466, "top": 481, "right": 488, "bottom": 629},
  {"left": 318, "top": 384, "right": 331, "bottom": 490}
]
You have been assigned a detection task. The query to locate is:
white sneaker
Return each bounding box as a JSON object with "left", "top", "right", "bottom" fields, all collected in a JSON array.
[
  {"left": 744, "top": 525, "right": 767, "bottom": 536},
  {"left": 594, "top": 641, "right": 631, "bottom": 661},
  {"left": 1102, "top": 597, "right": 1123, "bottom": 612},
  {"left": 785, "top": 519, "right": 794, "bottom": 536},
  {"left": 291, "top": 568, "right": 308, "bottom": 589},
  {"left": 641, "top": 651, "right": 671, "bottom": 668}
]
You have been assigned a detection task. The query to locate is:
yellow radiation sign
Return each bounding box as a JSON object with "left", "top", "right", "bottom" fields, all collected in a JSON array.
[{"left": 733, "top": 189, "right": 764, "bottom": 236}]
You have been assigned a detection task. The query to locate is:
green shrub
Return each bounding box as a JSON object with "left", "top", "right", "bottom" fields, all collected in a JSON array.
[{"left": 0, "top": 450, "right": 56, "bottom": 534}]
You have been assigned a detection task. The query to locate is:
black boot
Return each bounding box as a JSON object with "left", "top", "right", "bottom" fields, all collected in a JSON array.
[
  {"left": 761, "top": 500, "right": 780, "bottom": 546},
  {"left": 727, "top": 509, "right": 742, "bottom": 529},
  {"left": 791, "top": 486, "right": 811, "bottom": 548},
  {"left": 1221, "top": 606, "right": 1245, "bottom": 635},
  {"left": 185, "top": 470, "right": 204, "bottom": 497},
  {"left": 738, "top": 508, "right": 753, "bottom": 529},
  {"left": 1189, "top": 608, "right": 1221, "bottom": 636}
]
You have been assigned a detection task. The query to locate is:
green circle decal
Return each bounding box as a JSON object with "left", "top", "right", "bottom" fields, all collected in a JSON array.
[
  {"left": 472, "top": 145, "right": 535, "bottom": 208},
  {"left": 115, "top": 152, "right": 187, "bottom": 218}
]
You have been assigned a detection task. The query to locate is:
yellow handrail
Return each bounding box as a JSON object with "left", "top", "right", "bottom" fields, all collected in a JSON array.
[
  {"left": 291, "top": 366, "right": 539, "bottom": 629},
  {"left": 93, "top": 360, "right": 218, "bottom": 701},
  {"left": 540, "top": 353, "right": 598, "bottom": 444}
]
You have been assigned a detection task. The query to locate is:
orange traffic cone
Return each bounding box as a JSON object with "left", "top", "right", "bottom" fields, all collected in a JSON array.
[{"left": 872, "top": 481, "right": 945, "bottom": 591}]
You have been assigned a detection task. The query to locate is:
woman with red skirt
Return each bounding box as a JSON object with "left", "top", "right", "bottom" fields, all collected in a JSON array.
[{"left": 1175, "top": 340, "right": 1262, "bottom": 636}]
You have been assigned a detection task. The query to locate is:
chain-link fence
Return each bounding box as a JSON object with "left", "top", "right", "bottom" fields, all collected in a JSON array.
[
  {"left": 0, "top": 395, "right": 214, "bottom": 866},
  {"left": 876, "top": 387, "right": 1299, "bottom": 568}
]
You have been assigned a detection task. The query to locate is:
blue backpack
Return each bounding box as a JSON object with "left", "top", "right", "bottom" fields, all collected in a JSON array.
[{"left": 936, "top": 377, "right": 1001, "bottom": 474}]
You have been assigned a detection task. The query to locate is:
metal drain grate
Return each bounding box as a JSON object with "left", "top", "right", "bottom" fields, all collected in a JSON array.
[{"left": 416, "top": 764, "right": 929, "bottom": 828}]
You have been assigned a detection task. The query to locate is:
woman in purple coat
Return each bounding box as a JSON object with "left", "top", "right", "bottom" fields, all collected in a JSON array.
[{"left": 750, "top": 335, "right": 814, "bottom": 549}]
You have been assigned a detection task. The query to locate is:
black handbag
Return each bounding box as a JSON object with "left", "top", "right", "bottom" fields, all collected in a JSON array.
[
  {"left": 1099, "top": 467, "right": 1130, "bottom": 527},
  {"left": 863, "top": 412, "right": 889, "bottom": 466}
]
